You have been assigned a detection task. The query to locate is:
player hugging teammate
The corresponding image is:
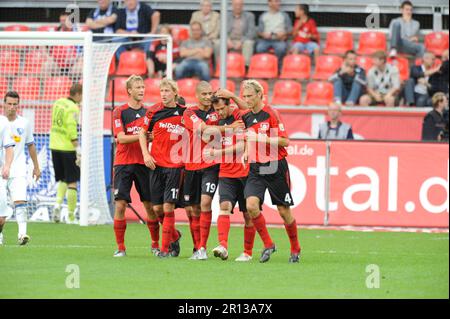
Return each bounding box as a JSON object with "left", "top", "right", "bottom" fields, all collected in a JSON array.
[{"left": 112, "top": 76, "right": 301, "bottom": 263}]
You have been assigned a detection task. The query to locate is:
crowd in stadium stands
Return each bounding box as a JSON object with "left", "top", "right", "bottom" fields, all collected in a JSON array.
[{"left": 1, "top": 0, "right": 449, "bottom": 109}]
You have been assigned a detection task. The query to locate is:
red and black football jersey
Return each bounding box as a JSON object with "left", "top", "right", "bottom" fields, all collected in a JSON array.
[
  {"left": 183, "top": 105, "right": 220, "bottom": 171},
  {"left": 142, "top": 103, "right": 187, "bottom": 169},
  {"left": 218, "top": 108, "right": 249, "bottom": 179},
  {"left": 241, "top": 104, "right": 289, "bottom": 163},
  {"left": 113, "top": 104, "right": 148, "bottom": 166}
]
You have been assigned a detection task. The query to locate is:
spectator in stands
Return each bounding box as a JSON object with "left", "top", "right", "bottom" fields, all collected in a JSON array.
[
  {"left": 422, "top": 92, "right": 448, "bottom": 141},
  {"left": 318, "top": 104, "right": 354, "bottom": 140},
  {"left": 404, "top": 52, "right": 440, "bottom": 107},
  {"left": 175, "top": 21, "right": 213, "bottom": 81},
  {"left": 57, "top": 12, "right": 76, "bottom": 32},
  {"left": 146, "top": 24, "right": 180, "bottom": 78},
  {"left": 190, "top": 0, "right": 220, "bottom": 41},
  {"left": 115, "top": 0, "right": 161, "bottom": 59},
  {"left": 256, "top": 0, "right": 293, "bottom": 68},
  {"left": 388, "top": 1, "right": 425, "bottom": 58},
  {"left": 329, "top": 50, "right": 367, "bottom": 106},
  {"left": 85, "top": 0, "right": 118, "bottom": 34},
  {"left": 290, "top": 4, "right": 320, "bottom": 60},
  {"left": 226, "top": 0, "right": 257, "bottom": 66},
  {"left": 429, "top": 49, "right": 449, "bottom": 97},
  {"left": 360, "top": 51, "right": 401, "bottom": 107}
]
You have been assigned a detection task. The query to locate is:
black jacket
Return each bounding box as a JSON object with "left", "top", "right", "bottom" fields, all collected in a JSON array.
[
  {"left": 429, "top": 60, "right": 449, "bottom": 96},
  {"left": 422, "top": 109, "right": 446, "bottom": 141}
]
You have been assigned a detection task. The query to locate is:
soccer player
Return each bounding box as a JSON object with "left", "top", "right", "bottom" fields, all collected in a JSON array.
[
  {"left": 241, "top": 80, "right": 301, "bottom": 263},
  {"left": 112, "top": 75, "right": 159, "bottom": 258},
  {"left": 0, "top": 92, "right": 41, "bottom": 245},
  {"left": 182, "top": 81, "right": 244, "bottom": 260},
  {"left": 49, "top": 84, "right": 82, "bottom": 224},
  {"left": 0, "top": 114, "right": 15, "bottom": 246},
  {"left": 139, "top": 79, "right": 185, "bottom": 258},
  {"left": 208, "top": 94, "right": 257, "bottom": 262}
]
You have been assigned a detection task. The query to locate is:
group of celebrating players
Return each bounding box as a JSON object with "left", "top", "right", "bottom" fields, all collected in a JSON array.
[{"left": 112, "top": 75, "right": 301, "bottom": 263}]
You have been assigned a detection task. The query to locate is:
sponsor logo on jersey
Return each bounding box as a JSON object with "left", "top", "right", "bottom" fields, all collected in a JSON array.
[
  {"left": 158, "top": 122, "right": 185, "bottom": 134},
  {"left": 126, "top": 126, "right": 141, "bottom": 135},
  {"left": 260, "top": 123, "right": 269, "bottom": 131}
]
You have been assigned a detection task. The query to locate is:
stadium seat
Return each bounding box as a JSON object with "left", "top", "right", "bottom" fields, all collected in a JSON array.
[
  {"left": 303, "top": 81, "right": 334, "bottom": 106},
  {"left": 13, "top": 77, "right": 41, "bottom": 100},
  {"left": 144, "top": 78, "right": 162, "bottom": 103},
  {"left": 0, "top": 50, "right": 20, "bottom": 75},
  {"left": 49, "top": 45, "right": 78, "bottom": 68},
  {"left": 210, "top": 79, "right": 236, "bottom": 93},
  {"left": 42, "top": 76, "right": 73, "bottom": 101},
  {"left": 37, "top": 25, "right": 57, "bottom": 32},
  {"left": 171, "top": 26, "right": 190, "bottom": 43},
  {"left": 109, "top": 55, "right": 116, "bottom": 76},
  {"left": 23, "top": 50, "right": 50, "bottom": 75},
  {"left": 312, "top": 55, "right": 343, "bottom": 80},
  {"left": 214, "top": 52, "right": 246, "bottom": 78},
  {"left": 106, "top": 77, "right": 129, "bottom": 102},
  {"left": 271, "top": 80, "right": 302, "bottom": 106},
  {"left": 0, "top": 77, "right": 8, "bottom": 97},
  {"left": 177, "top": 78, "right": 200, "bottom": 104},
  {"left": 247, "top": 54, "right": 278, "bottom": 79},
  {"left": 356, "top": 55, "right": 374, "bottom": 72},
  {"left": 387, "top": 56, "right": 409, "bottom": 81},
  {"left": 424, "top": 32, "right": 449, "bottom": 56},
  {"left": 280, "top": 54, "right": 311, "bottom": 80},
  {"left": 415, "top": 57, "right": 442, "bottom": 68},
  {"left": 357, "top": 31, "right": 387, "bottom": 55},
  {"left": 116, "top": 50, "right": 147, "bottom": 76},
  {"left": 4, "top": 24, "right": 30, "bottom": 32},
  {"left": 323, "top": 30, "right": 354, "bottom": 55}
]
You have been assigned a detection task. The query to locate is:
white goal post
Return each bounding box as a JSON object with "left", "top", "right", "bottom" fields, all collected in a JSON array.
[{"left": 0, "top": 31, "right": 173, "bottom": 226}]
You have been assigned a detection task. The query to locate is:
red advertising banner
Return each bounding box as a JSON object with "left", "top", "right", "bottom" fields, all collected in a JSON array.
[{"left": 126, "top": 140, "right": 449, "bottom": 228}]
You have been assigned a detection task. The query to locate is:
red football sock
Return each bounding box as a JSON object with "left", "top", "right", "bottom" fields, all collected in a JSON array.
[
  {"left": 199, "top": 211, "right": 212, "bottom": 249},
  {"left": 172, "top": 225, "right": 180, "bottom": 242},
  {"left": 161, "top": 212, "right": 175, "bottom": 253},
  {"left": 252, "top": 213, "right": 274, "bottom": 249},
  {"left": 191, "top": 215, "right": 201, "bottom": 250},
  {"left": 147, "top": 219, "right": 160, "bottom": 249},
  {"left": 113, "top": 219, "right": 127, "bottom": 251},
  {"left": 217, "top": 215, "right": 231, "bottom": 249},
  {"left": 285, "top": 220, "right": 301, "bottom": 254},
  {"left": 244, "top": 225, "right": 256, "bottom": 256}
]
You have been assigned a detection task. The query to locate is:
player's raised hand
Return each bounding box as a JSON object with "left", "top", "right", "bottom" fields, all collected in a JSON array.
[
  {"left": 143, "top": 154, "right": 156, "bottom": 170},
  {"left": 215, "top": 88, "right": 235, "bottom": 99},
  {"left": 33, "top": 167, "right": 41, "bottom": 182}
]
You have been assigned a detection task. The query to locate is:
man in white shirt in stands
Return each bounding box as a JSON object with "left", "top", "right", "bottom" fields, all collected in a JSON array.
[{"left": 0, "top": 91, "right": 41, "bottom": 246}]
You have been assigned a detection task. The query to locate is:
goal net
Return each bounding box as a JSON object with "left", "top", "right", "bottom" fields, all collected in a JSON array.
[{"left": 0, "top": 32, "right": 172, "bottom": 226}]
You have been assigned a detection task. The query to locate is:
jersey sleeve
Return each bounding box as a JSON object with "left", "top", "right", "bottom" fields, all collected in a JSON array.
[
  {"left": 25, "top": 119, "right": 35, "bottom": 146},
  {"left": 142, "top": 109, "right": 153, "bottom": 132},
  {"left": 66, "top": 106, "right": 79, "bottom": 142},
  {"left": 2, "top": 125, "right": 15, "bottom": 149},
  {"left": 270, "top": 109, "right": 288, "bottom": 139},
  {"left": 183, "top": 108, "right": 203, "bottom": 131},
  {"left": 112, "top": 108, "right": 124, "bottom": 138}
]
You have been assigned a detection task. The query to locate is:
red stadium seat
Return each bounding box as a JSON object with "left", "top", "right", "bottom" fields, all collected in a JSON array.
[
  {"left": 280, "top": 54, "right": 311, "bottom": 80},
  {"left": 106, "top": 77, "right": 129, "bottom": 102},
  {"left": 312, "top": 55, "right": 343, "bottom": 80},
  {"left": 109, "top": 55, "right": 116, "bottom": 76},
  {"left": 23, "top": 50, "right": 50, "bottom": 75},
  {"left": 247, "top": 54, "right": 278, "bottom": 79},
  {"left": 171, "top": 26, "right": 190, "bottom": 43},
  {"left": 0, "top": 77, "right": 8, "bottom": 97},
  {"left": 357, "top": 31, "right": 387, "bottom": 55},
  {"left": 116, "top": 50, "right": 147, "bottom": 76},
  {"left": 210, "top": 79, "right": 236, "bottom": 93},
  {"left": 13, "top": 77, "right": 41, "bottom": 100},
  {"left": 4, "top": 24, "right": 30, "bottom": 32},
  {"left": 303, "top": 81, "right": 334, "bottom": 106},
  {"left": 387, "top": 56, "right": 409, "bottom": 81},
  {"left": 415, "top": 57, "right": 442, "bottom": 68},
  {"left": 49, "top": 45, "right": 78, "bottom": 68},
  {"left": 239, "top": 79, "right": 269, "bottom": 97},
  {"left": 144, "top": 78, "right": 162, "bottom": 103},
  {"left": 424, "top": 32, "right": 449, "bottom": 56},
  {"left": 37, "top": 25, "right": 57, "bottom": 32},
  {"left": 214, "top": 52, "right": 246, "bottom": 78},
  {"left": 0, "top": 50, "right": 20, "bottom": 75},
  {"left": 323, "top": 30, "right": 354, "bottom": 55},
  {"left": 42, "top": 76, "right": 73, "bottom": 101},
  {"left": 271, "top": 80, "right": 302, "bottom": 106},
  {"left": 356, "top": 55, "right": 374, "bottom": 72},
  {"left": 177, "top": 78, "right": 200, "bottom": 104}
]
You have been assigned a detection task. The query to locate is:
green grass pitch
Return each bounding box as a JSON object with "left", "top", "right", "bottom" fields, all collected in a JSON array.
[{"left": 0, "top": 223, "right": 448, "bottom": 299}]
